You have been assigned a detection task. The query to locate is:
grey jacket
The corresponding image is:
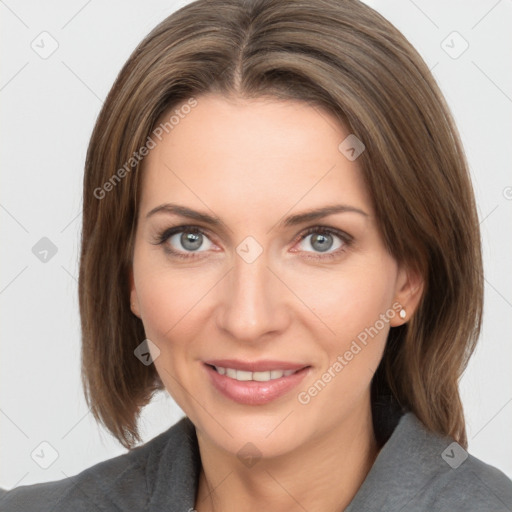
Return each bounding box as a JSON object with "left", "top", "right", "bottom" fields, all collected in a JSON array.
[{"left": 1, "top": 412, "right": 511, "bottom": 511}]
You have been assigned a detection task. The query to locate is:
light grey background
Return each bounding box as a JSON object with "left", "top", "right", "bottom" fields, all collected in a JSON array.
[{"left": 1, "top": 0, "right": 511, "bottom": 488}]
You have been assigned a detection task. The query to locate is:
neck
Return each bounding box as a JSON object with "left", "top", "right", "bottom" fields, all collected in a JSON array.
[{"left": 194, "top": 406, "right": 379, "bottom": 512}]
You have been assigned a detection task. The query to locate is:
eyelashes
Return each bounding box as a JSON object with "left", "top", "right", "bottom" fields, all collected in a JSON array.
[{"left": 152, "top": 224, "right": 354, "bottom": 261}]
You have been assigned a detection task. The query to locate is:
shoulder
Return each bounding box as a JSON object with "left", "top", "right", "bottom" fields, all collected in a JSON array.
[
  {"left": 348, "top": 412, "right": 512, "bottom": 512},
  {"left": 392, "top": 413, "right": 512, "bottom": 511},
  {"left": 0, "top": 417, "right": 196, "bottom": 512},
  {"left": 431, "top": 449, "right": 512, "bottom": 511},
  {"left": 0, "top": 448, "right": 149, "bottom": 512}
]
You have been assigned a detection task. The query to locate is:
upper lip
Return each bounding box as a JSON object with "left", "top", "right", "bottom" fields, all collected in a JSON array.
[{"left": 204, "top": 359, "right": 309, "bottom": 372}]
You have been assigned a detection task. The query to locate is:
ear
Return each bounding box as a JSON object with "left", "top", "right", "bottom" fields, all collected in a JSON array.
[
  {"left": 129, "top": 266, "right": 141, "bottom": 318},
  {"left": 389, "top": 263, "right": 424, "bottom": 327}
]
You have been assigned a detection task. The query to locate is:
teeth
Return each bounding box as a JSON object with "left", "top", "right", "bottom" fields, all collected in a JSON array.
[
  {"left": 236, "top": 370, "right": 253, "bottom": 381},
  {"left": 254, "top": 371, "right": 274, "bottom": 381},
  {"left": 213, "top": 366, "right": 299, "bottom": 381}
]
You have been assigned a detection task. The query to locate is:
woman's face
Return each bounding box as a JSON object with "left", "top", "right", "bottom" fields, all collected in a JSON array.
[{"left": 130, "top": 94, "right": 416, "bottom": 458}]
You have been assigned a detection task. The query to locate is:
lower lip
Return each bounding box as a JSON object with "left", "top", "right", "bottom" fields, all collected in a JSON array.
[{"left": 204, "top": 364, "right": 310, "bottom": 405}]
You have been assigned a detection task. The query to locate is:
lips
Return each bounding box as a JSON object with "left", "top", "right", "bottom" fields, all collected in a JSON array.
[{"left": 203, "top": 359, "right": 310, "bottom": 405}]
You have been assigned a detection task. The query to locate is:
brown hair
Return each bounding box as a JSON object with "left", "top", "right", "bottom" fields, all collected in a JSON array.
[{"left": 79, "top": 0, "right": 483, "bottom": 449}]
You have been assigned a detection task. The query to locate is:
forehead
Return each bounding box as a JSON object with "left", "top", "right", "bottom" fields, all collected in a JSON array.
[{"left": 139, "top": 94, "right": 372, "bottom": 220}]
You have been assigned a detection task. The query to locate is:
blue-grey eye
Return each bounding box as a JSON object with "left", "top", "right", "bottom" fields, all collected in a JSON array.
[
  {"left": 298, "top": 231, "right": 344, "bottom": 253},
  {"left": 169, "top": 230, "right": 213, "bottom": 253}
]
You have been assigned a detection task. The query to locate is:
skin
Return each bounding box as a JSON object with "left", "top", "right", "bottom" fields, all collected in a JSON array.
[{"left": 129, "top": 94, "right": 423, "bottom": 512}]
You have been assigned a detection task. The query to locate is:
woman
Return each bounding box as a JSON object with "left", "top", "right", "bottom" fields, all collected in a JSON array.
[{"left": 2, "top": 0, "right": 511, "bottom": 510}]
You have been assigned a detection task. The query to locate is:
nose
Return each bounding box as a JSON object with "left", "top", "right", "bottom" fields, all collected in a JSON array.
[{"left": 215, "top": 246, "right": 290, "bottom": 344}]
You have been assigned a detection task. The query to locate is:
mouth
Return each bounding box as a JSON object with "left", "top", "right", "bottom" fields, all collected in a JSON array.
[
  {"left": 207, "top": 365, "right": 301, "bottom": 381},
  {"left": 203, "top": 359, "right": 311, "bottom": 405}
]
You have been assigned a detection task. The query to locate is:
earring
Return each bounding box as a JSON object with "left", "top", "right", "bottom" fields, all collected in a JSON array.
[{"left": 399, "top": 308, "right": 407, "bottom": 319}]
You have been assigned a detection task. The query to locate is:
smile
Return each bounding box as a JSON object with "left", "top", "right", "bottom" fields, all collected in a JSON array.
[
  {"left": 212, "top": 366, "right": 299, "bottom": 381},
  {"left": 203, "top": 360, "right": 311, "bottom": 405}
]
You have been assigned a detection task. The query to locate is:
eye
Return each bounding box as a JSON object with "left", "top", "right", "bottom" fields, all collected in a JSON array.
[
  {"left": 293, "top": 226, "right": 352, "bottom": 260},
  {"left": 154, "top": 225, "right": 215, "bottom": 259}
]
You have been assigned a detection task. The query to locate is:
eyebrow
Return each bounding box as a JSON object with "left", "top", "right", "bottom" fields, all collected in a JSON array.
[{"left": 145, "top": 202, "right": 368, "bottom": 228}]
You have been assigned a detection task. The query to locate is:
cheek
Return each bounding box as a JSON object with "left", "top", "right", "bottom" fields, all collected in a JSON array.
[
  {"left": 136, "top": 272, "right": 194, "bottom": 344},
  {"left": 292, "top": 259, "right": 397, "bottom": 343},
  {"left": 133, "top": 265, "right": 203, "bottom": 405},
  {"left": 133, "top": 244, "right": 183, "bottom": 337},
  {"left": 133, "top": 251, "right": 219, "bottom": 358},
  {"left": 295, "top": 269, "right": 396, "bottom": 408}
]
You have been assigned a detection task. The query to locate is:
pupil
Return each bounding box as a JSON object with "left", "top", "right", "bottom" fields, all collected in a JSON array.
[
  {"left": 312, "top": 233, "right": 332, "bottom": 252},
  {"left": 181, "top": 232, "right": 202, "bottom": 251}
]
